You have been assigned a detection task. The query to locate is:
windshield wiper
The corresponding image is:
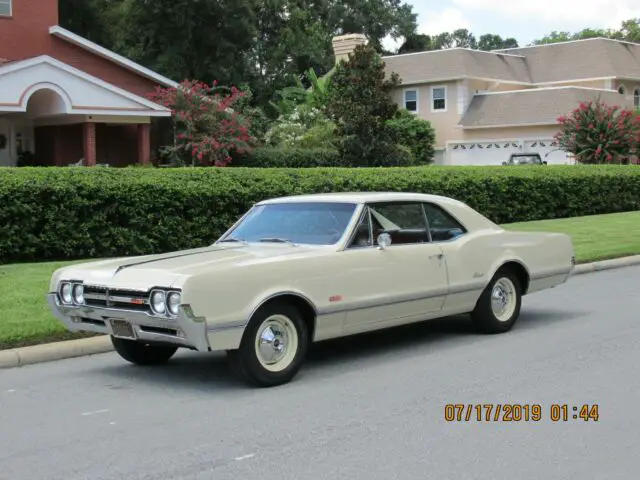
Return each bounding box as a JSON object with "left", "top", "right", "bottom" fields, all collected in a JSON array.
[
  {"left": 259, "top": 237, "right": 297, "bottom": 245},
  {"left": 218, "top": 237, "right": 247, "bottom": 244}
]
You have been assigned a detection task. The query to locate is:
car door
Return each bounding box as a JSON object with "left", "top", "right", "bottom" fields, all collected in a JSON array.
[{"left": 339, "top": 201, "right": 449, "bottom": 331}]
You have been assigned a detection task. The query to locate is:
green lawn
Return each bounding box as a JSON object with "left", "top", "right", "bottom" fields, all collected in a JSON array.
[
  {"left": 2, "top": 210, "right": 640, "bottom": 350},
  {"left": 503, "top": 210, "right": 640, "bottom": 264}
]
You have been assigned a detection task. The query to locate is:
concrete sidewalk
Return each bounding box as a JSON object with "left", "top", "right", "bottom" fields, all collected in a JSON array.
[{"left": 2, "top": 253, "right": 640, "bottom": 370}]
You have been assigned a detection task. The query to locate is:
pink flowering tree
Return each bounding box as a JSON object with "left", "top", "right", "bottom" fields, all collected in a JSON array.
[
  {"left": 554, "top": 98, "right": 640, "bottom": 164},
  {"left": 148, "top": 80, "right": 254, "bottom": 166}
]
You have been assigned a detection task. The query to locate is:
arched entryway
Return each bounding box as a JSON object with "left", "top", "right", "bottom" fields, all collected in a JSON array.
[{"left": 21, "top": 85, "right": 83, "bottom": 166}]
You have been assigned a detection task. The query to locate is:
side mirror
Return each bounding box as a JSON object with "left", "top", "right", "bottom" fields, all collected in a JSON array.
[{"left": 376, "top": 233, "right": 392, "bottom": 250}]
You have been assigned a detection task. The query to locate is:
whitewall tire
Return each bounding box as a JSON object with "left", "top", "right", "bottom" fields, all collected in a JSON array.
[
  {"left": 227, "top": 301, "right": 309, "bottom": 387},
  {"left": 471, "top": 268, "right": 522, "bottom": 334}
]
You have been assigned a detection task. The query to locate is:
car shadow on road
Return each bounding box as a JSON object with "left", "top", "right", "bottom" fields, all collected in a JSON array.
[
  {"left": 88, "top": 307, "right": 586, "bottom": 391},
  {"left": 304, "top": 306, "right": 586, "bottom": 371}
]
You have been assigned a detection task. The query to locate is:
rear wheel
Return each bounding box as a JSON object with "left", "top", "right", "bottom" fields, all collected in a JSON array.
[
  {"left": 227, "top": 301, "right": 309, "bottom": 387},
  {"left": 110, "top": 336, "right": 178, "bottom": 365},
  {"left": 471, "top": 268, "right": 522, "bottom": 334}
]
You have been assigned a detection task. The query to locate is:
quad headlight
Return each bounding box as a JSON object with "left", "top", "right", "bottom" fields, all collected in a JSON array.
[
  {"left": 60, "top": 282, "right": 73, "bottom": 304},
  {"left": 150, "top": 289, "right": 181, "bottom": 316},
  {"left": 73, "top": 284, "right": 84, "bottom": 304},
  {"left": 151, "top": 290, "right": 167, "bottom": 314},
  {"left": 59, "top": 282, "right": 85, "bottom": 304},
  {"left": 167, "top": 292, "right": 181, "bottom": 315}
]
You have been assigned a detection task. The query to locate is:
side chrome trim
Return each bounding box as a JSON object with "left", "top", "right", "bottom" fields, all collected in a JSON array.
[
  {"left": 530, "top": 266, "right": 573, "bottom": 280},
  {"left": 206, "top": 320, "right": 248, "bottom": 332},
  {"left": 317, "top": 287, "right": 450, "bottom": 316}
]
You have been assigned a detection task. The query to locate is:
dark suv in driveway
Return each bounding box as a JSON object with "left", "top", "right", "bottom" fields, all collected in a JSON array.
[{"left": 502, "top": 153, "right": 546, "bottom": 165}]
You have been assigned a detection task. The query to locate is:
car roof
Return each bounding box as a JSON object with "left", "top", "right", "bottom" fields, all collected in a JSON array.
[{"left": 256, "top": 191, "right": 462, "bottom": 205}]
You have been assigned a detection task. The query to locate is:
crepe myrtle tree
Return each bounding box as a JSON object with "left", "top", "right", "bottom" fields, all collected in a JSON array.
[
  {"left": 148, "top": 80, "right": 254, "bottom": 166},
  {"left": 554, "top": 98, "right": 640, "bottom": 164}
]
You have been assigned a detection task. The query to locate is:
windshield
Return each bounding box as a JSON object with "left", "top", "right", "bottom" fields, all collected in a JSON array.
[{"left": 220, "top": 202, "right": 358, "bottom": 245}]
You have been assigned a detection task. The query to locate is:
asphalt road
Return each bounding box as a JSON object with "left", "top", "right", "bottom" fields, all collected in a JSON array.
[{"left": 1, "top": 266, "right": 639, "bottom": 480}]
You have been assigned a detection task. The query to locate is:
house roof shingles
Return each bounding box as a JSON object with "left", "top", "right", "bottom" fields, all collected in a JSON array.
[
  {"left": 492, "top": 38, "right": 640, "bottom": 83},
  {"left": 459, "top": 87, "right": 636, "bottom": 128},
  {"left": 383, "top": 48, "right": 532, "bottom": 84},
  {"left": 383, "top": 38, "right": 640, "bottom": 86}
]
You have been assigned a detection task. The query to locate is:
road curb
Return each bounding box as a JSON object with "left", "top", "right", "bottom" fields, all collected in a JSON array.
[
  {"left": 2, "top": 253, "right": 640, "bottom": 370},
  {"left": 0, "top": 335, "right": 113, "bottom": 370},
  {"left": 572, "top": 254, "right": 640, "bottom": 275}
]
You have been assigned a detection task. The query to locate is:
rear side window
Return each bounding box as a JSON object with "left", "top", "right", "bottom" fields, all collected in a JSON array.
[{"left": 423, "top": 203, "right": 466, "bottom": 241}]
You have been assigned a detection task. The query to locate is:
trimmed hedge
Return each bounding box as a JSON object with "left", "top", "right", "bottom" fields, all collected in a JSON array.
[{"left": 1, "top": 165, "right": 640, "bottom": 263}]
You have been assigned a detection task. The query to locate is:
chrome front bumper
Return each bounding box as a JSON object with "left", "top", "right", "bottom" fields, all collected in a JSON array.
[{"left": 46, "top": 293, "right": 210, "bottom": 351}]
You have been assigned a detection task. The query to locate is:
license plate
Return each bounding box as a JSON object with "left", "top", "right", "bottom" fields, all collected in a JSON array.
[{"left": 109, "top": 319, "right": 136, "bottom": 339}]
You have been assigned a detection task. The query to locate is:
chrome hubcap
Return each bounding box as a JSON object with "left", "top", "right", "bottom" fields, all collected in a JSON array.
[
  {"left": 255, "top": 315, "right": 298, "bottom": 372},
  {"left": 491, "top": 277, "right": 516, "bottom": 321}
]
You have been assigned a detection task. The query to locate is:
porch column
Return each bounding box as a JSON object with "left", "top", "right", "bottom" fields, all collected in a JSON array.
[
  {"left": 137, "top": 123, "right": 151, "bottom": 165},
  {"left": 83, "top": 122, "right": 97, "bottom": 166}
]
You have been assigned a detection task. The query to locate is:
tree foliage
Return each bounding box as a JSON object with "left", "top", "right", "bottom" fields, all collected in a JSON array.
[
  {"left": 147, "top": 80, "right": 254, "bottom": 166},
  {"left": 533, "top": 18, "right": 640, "bottom": 45},
  {"left": 398, "top": 29, "right": 518, "bottom": 54},
  {"left": 57, "top": 0, "right": 420, "bottom": 113},
  {"left": 387, "top": 109, "right": 436, "bottom": 164},
  {"left": 325, "top": 44, "right": 405, "bottom": 166},
  {"left": 555, "top": 99, "right": 640, "bottom": 164}
]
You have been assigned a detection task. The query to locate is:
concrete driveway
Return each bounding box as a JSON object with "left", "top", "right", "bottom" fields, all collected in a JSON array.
[{"left": 1, "top": 266, "right": 638, "bottom": 480}]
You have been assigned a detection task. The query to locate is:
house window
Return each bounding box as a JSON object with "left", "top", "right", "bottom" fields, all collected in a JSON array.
[
  {"left": 618, "top": 85, "right": 626, "bottom": 95},
  {"left": 634, "top": 88, "right": 640, "bottom": 107},
  {"left": 0, "top": 0, "right": 11, "bottom": 16},
  {"left": 431, "top": 86, "right": 447, "bottom": 112},
  {"left": 404, "top": 89, "right": 418, "bottom": 112}
]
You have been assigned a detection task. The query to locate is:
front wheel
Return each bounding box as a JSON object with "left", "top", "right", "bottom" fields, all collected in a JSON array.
[
  {"left": 227, "top": 302, "right": 309, "bottom": 387},
  {"left": 471, "top": 269, "right": 522, "bottom": 334},
  {"left": 110, "top": 336, "right": 178, "bottom": 365}
]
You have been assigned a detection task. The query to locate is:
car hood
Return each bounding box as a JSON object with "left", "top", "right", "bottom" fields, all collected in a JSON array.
[{"left": 52, "top": 243, "right": 324, "bottom": 290}]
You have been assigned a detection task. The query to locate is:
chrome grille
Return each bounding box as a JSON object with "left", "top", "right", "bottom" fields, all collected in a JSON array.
[{"left": 82, "top": 285, "right": 150, "bottom": 312}]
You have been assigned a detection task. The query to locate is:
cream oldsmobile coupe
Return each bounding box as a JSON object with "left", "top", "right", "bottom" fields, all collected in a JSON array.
[{"left": 47, "top": 192, "right": 575, "bottom": 387}]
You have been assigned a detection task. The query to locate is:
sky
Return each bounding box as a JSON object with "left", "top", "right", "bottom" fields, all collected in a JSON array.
[{"left": 385, "top": 0, "right": 640, "bottom": 50}]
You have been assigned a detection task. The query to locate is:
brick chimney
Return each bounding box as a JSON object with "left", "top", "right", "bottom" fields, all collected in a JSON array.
[{"left": 332, "top": 33, "right": 368, "bottom": 64}]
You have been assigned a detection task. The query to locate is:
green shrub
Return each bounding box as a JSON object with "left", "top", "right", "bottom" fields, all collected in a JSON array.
[
  {"left": 387, "top": 109, "right": 436, "bottom": 164},
  {"left": 2, "top": 165, "right": 640, "bottom": 263},
  {"left": 298, "top": 121, "right": 337, "bottom": 149},
  {"left": 233, "top": 145, "right": 414, "bottom": 168},
  {"left": 232, "top": 147, "right": 345, "bottom": 167}
]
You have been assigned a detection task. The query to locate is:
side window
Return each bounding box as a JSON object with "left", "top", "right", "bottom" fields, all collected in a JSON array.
[
  {"left": 423, "top": 203, "right": 466, "bottom": 241},
  {"left": 404, "top": 89, "right": 418, "bottom": 112},
  {"left": 348, "top": 209, "right": 373, "bottom": 248},
  {"left": 368, "top": 202, "right": 429, "bottom": 245}
]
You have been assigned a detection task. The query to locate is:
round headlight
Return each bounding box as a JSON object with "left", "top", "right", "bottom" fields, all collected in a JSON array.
[
  {"left": 61, "top": 283, "right": 73, "bottom": 304},
  {"left": 151, "top": 291, "right": 166, "bottom": 314},
  {"left": 167, "top": 292, "right": 181, "bottom": 315},
  {"left": 73, "top": 284, "right": 84, "bottom": 304}
]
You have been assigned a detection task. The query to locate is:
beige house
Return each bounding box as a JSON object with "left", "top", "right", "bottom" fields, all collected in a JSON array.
[{"left": 331, "top": 35, "right": 640, "bottom": 165}]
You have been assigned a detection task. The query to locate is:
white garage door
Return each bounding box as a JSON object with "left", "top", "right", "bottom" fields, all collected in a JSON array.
[
  {"left": 447, "top": 139, "right": 572, "bottom": 165},
  {"left": 447, "top": 141, "right": 523, "bottom": 165}
]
